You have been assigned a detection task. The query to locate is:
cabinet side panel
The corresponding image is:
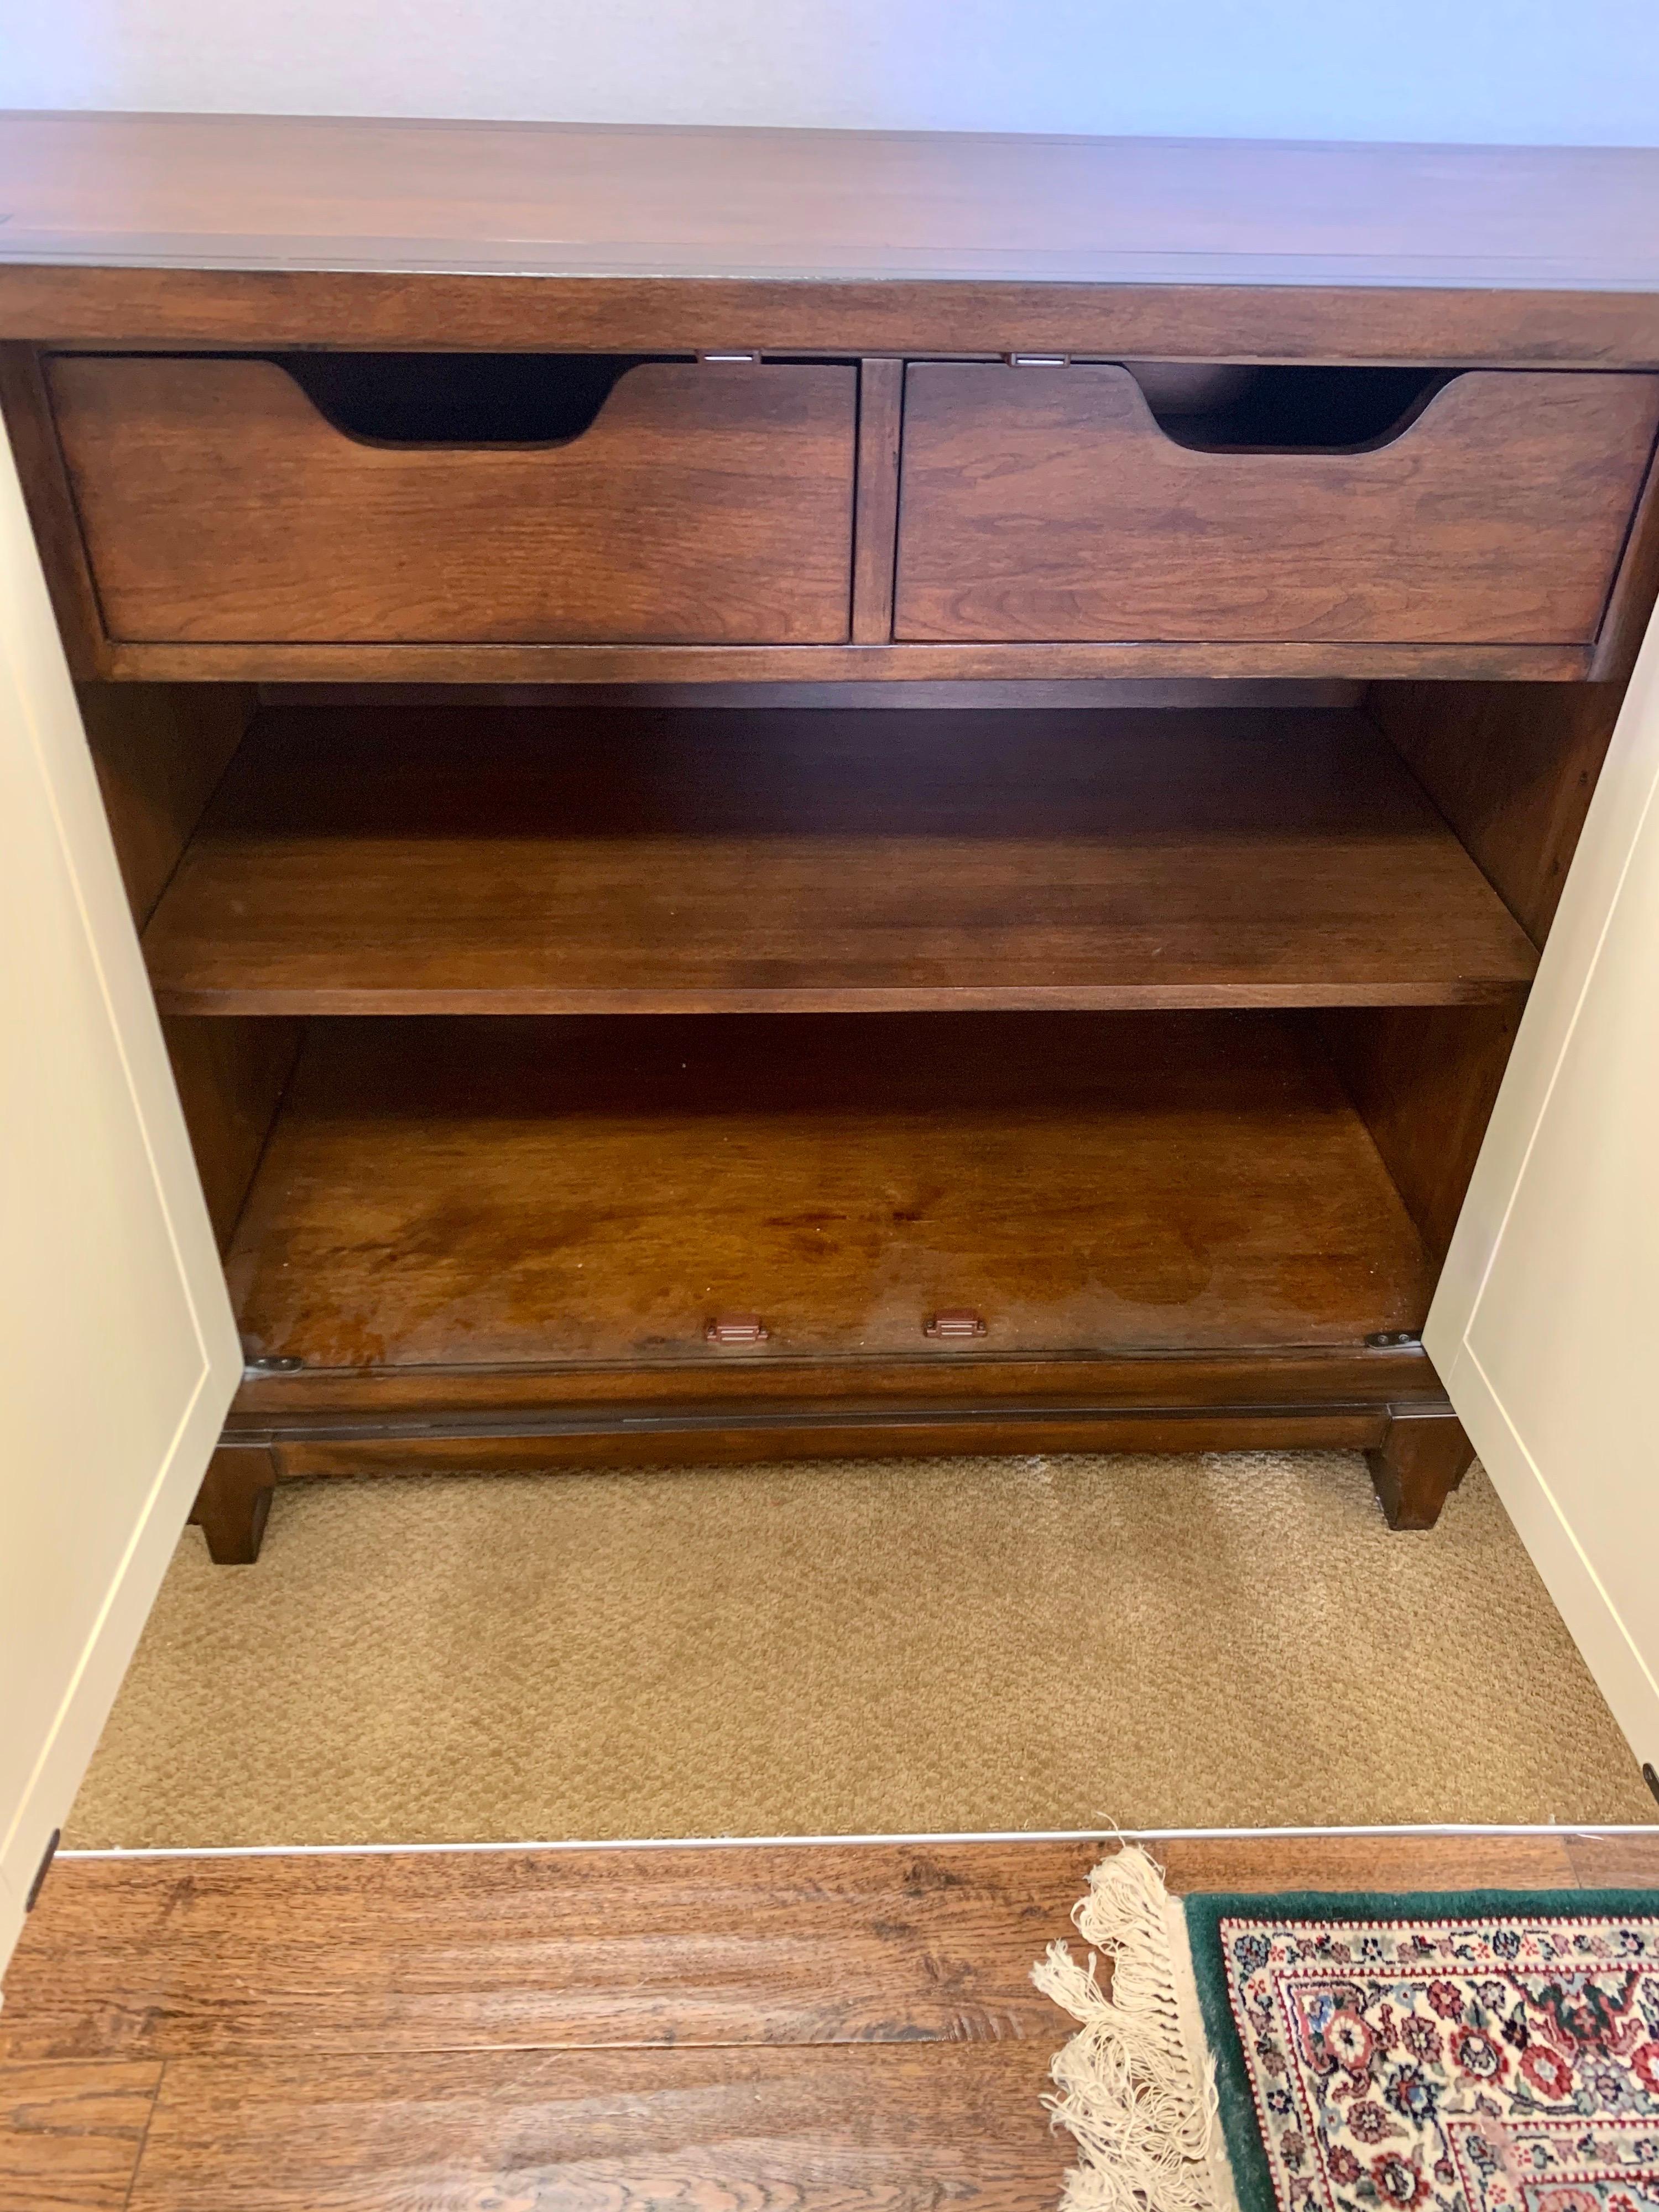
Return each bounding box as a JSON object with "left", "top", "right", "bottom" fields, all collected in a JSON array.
[
  {"left": 1317, "top": 1002, "right": 1521, "bottom": 1266},
  {"left": 72, "top": 677, "right": 289, "bottom": 1251},
  {"left": 1369, "top": 679, "right": 1629, "bottom": 947},
  {"left": 1343, "top": 664, "right": 1644, "bottom": 1281},
  {"left": 0, "top": 343, "right": 106, "bottom": 679},
  {"left": 163, "top": 1015, "right": 303, "bottom": 1254},
  {"left": 78, "top": 680, "right": 254, "bottom": 929}
]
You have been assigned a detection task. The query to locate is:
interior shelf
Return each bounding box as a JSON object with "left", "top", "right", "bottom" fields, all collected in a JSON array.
[
  {"left": 144, "top": 704, "right": 1537, "bottom": 1015},
  {"left": 226, "top": 1011, "right": 1436, "bottom": 1373}
]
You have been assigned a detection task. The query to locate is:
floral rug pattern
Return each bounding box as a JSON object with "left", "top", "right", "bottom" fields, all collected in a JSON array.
[{"left": 1214, "top": 1908, "right": 1659, "bottom": 2212}]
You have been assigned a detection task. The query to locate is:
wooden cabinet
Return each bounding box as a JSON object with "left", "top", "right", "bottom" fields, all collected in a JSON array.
[{"left": 6, "top": 114, "right": 1659, "bottom": 1564}]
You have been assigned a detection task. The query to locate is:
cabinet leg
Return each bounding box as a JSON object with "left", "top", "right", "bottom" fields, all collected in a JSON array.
[
  {"left": 1366, "top": 1408, "right": 1474, "bottom": 1530},
  {"left": 189, "top": 1446, "right": 276, "bottom": 1564}
]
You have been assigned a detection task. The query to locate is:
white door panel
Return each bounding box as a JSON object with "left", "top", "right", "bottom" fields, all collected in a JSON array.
[
  {"left": 1430, "top": 611, "right": 1659, "bottom": 1778},
  {"left": 0, "top": 427, "right": 238, "bottom": 1973}
]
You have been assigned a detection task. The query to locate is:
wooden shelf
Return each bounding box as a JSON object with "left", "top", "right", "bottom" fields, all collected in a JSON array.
[
  {"left": 144, "top": 705, "right": 1537, "bottom": 1016},
  {"left": 226, "top": 1011, "right": 1436, "bottom": 1377}
]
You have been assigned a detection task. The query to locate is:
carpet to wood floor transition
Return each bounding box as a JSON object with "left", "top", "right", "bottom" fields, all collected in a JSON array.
[{"left": 66, "top": 1450, "right": 1656, "bottom": 1848}]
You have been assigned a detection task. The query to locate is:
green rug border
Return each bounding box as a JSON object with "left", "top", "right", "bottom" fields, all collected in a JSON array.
[{"left": 1182, "top": 1885, "right": 1659, "bottom": 2212}]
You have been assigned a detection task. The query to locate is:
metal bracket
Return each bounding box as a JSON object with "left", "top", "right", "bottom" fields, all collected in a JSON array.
[
  {"left": 25, "top": 1828, "right": 59, "bottom": 1913},
  {"left": 705, "top": 1315, "right": 770, "bottom": 1345},
  {"left": 925, "top": 1310, "right": 988, "bottom": 1340}
]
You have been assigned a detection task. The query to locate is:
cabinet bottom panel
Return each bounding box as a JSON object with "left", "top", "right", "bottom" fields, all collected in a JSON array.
[{"left": 222, "top": 1009, "right": 1438, "bottom": 1398}]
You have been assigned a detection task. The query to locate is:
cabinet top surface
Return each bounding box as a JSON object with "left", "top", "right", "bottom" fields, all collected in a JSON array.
[{"left": 4, "top": 111, "right": 1659, "bottom": 291}]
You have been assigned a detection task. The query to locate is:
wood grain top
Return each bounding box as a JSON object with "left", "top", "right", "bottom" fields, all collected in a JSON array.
[{"left": 3, "top": 113, "right": 1659, "bottom": 290}]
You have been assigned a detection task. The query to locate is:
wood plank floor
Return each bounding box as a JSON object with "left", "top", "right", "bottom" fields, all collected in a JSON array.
[{"left": 3, "top": 1830, "right": 1655, "bottom": 2210}]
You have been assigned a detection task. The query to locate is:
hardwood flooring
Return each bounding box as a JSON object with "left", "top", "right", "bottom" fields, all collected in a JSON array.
[
  {"left": 3, "top": 1830, "right": 1655, "bottom": 2209},
  {"left": 0, "top": 2062, "right": 160, "bottom": 2212}
]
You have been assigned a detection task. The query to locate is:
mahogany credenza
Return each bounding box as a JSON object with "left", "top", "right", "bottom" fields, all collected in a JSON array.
[{"left": 4, "top": 114, "right": 1657, "bottom": 1558}]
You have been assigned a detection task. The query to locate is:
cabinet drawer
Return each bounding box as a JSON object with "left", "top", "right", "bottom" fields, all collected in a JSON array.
[
  {"left": 48, "top": 354, "right": 858, "bottom": 645},
  {"left": 894, "top": 363, "right": 1659, "bottom": 646}
]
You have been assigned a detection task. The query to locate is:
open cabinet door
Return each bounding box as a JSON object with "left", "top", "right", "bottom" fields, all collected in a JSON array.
[
  {"left": 0, "top": 430, "right": 239, "bottom": 1974},
  {"left": 1427, "top": 612, "right": 1659, "bottom": 1787}
]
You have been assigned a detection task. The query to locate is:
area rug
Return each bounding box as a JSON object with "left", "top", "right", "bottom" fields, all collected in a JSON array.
[{"left": 1035, "top": 1848, "right": 1659, "bottom": 2212}]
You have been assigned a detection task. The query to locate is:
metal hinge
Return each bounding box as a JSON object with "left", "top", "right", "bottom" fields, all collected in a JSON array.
[
  {"left": 924, "top": 1310, "right": 988, "bottom": 1341},
  {"left": 243, "top": 1353, "right": 304, "bottom": 1375},
  {"left": 705, "top": 1314, "right": 769, "bottom": 1345},
  {"left": 698, "top": 350, "right": 761, "bottom": 364},
  {"left": 25, "top": 1828, "right": 59, "bottom": 1913},
  {"left": 1007, "top": 353, "right": 1071, "bottom": 367},
  {"left": 1364, "top": 1331, "right": 1422, "bottom": 1349}
]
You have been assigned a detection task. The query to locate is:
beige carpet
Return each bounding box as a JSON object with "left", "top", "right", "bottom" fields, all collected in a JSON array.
[{"left": 66, "top": 1451, "right": 1656, "bottom": 1848}]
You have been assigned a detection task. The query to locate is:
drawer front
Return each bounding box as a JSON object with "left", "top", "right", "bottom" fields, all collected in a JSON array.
[
  {"left": 894, "top": 363, "right": 1659, "bottom": 646},
  {"left": 49, "top": 356, "right": 858, "bottom": 645}
]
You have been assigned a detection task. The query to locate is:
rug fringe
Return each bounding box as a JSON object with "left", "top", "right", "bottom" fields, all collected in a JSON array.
[{"left": 1032, "top": 1844, "right": 1223, "bottom": 2212}]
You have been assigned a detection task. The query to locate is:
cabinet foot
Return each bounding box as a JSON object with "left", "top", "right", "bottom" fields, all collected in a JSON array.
[
  {"left": 190, "top": 1446, "right": 276, "bottom": 1563},
  {"left": 1366, "top": 1408, "right": 1474, "bottom": 1530}
]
